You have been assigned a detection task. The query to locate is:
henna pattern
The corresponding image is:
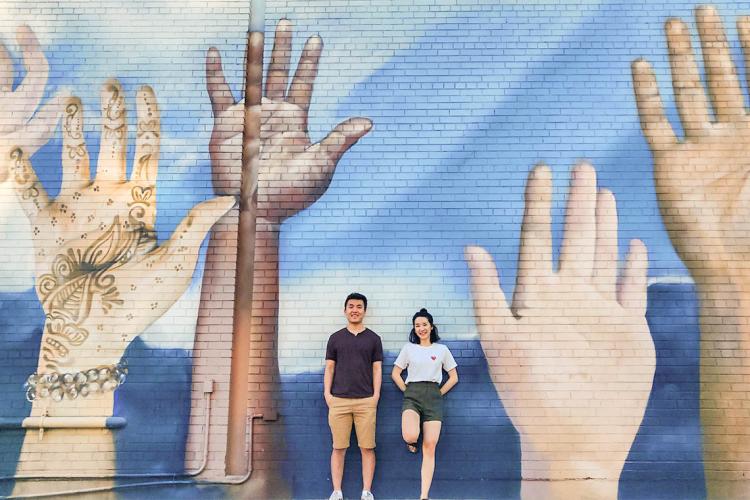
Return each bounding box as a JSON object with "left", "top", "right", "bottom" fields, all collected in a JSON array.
[
  {"left": 135, "top": 118, "right": 159, "bottom": 180},
  {"left": 63, "top": 102, "right": 86, "bottom": 165},
  {"left": 102, "top": 84, "right": 125, "bottom": 141},
  {"left": 11, "top": 148, "right": 40, "bottom": 203},
  {"left": 127, "top": 185, "right": 156, "bottom": 242},
  {"left": 37, "top": 215, "right": 157, "bottom": 370}
]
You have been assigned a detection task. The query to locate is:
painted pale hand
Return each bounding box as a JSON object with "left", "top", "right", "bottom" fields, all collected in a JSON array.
[
  {"left": 0, "top": 25, "right": 65, "bottom": 177},
  {"left": 4, "top": 80, "right": 234, "bottom": 388},
  {"left": 465, "top": 164, "right": 655, "bottom": 487},
  {"left": 205, "top": 19, "right": 372, "bottom": 220},
  {"left": 632, "top": 6, "right": 750, "bottom": 277}
]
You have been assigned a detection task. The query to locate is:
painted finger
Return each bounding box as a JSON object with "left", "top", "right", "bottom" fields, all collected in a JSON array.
[
  {"left": 5, "top": 90, "right": 68, "bottom": 156},
  {"left": 132, "top": 85, "right": 160, "bottom": 183},
  {"left": 148, "top": 195, "right": 236, "bottom": 272},
  {"left": 96, "top": 79, "right": 127, "bottom": 182},
  {"left": 593, "top": 189, "right": 618, "bottom": 300},
  {"left": 61, "top": 96, "right": 90, "bottom": 189},
  {"left": 464, "top": 246, "right": 513, "bottom": 331},
  {"left": 631, "top": 59, "right": 678, "bottom": 150},
  {"left": 559, "top": 162, "right": 597, "bottom": 277},
  {"left": 736, "top": 16, "right": 750, "bottom": 103},
  {"left": 4, "top": 26, "right": 49, "bottom": 130},
  {"left": 266, "top": 18, "right": 292, "bottom": 100},
  {"left": 288, "top": 35, "right": 322, "bottom": 114},
  {"left": 6, "top": 146, "right": 48, "bottom": 219},
  {"left": 514, "top": 164, "right": 553, "bottom": 310},
  {"left": 696, "top": 6, "right": 745, "bottom": 121},
  {"left": 206, "top": 47, "right": 236, "bottom": 117},
  {"left": 618, "top": 239, "right": 648, "bottom": 315},
  {"left": 0, "top": 41, "right": 12, "bottom": 92},
  {"left": 312, "top": 117, "right": 372, "bottom": 168},
  {"left": 210, "top": 101, "right": 244, "bottom": 148},
  {"left": 666, "top": 18, "right": 711, "bottom": 135}
]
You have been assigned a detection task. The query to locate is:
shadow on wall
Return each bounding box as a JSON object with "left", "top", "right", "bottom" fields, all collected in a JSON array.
[
  {"left": 281, "top": 283, "right": 705, "bottom": 500},
  {"left": 0, "top": 288, "right": 42, "bottom": 498},
  {"left": 0, "top": 283, "right": 706, "bottom": 499}
]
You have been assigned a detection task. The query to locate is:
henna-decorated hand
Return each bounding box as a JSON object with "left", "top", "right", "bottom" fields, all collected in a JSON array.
[
  {"left": 632, "top": 6, "right": 750, "bottom": 277},
  {"left": 465, "top": 164, "right": 655, "bottom": 494},
  {"left": 4, "top": 80, "right": 234, "bottom": 378},
  {"left": 205, "top": 19, "right": 372, "bottom": 222}
]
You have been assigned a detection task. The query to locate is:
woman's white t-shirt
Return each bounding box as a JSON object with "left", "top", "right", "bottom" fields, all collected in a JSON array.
[{"left": 394, "top": 343, "right": 458, "bottom": 384}]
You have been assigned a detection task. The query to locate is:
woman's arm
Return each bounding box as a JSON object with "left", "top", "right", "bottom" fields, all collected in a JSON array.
[
  {"left": 391, "top": 365, "right": 407, "bottom": 393},
  {"left": 440, "top": 368, "right": 458, "bottom": 396}
]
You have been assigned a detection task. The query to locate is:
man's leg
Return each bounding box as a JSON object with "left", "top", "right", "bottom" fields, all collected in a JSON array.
[
  {"left": 331, "top": 448, "right": 346, "bottom": 492},
  {"left": 360, "top": 446, "right": 375, "bottom": 492},
  {"left": 328, "top": 397, "right": 353, "bottom": 495},
  {"left": 353, "top": 396, "right": 378, "bottom": 493}
]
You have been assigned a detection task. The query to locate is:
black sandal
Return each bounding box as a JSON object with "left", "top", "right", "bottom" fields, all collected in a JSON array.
[{"left": 406, "top": 442, "right": 419, "bottom": 453}]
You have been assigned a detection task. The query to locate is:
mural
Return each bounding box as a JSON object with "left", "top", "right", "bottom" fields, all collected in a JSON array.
[{"left": 1, "top": 1, "right": 750, "bottom": 499}]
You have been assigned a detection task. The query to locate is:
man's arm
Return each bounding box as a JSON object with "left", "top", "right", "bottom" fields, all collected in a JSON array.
[
  {"left": 324, "top": 359, "right": 335, "bottom": 407},
  {"left": 372, "top": 361, "right": 382, "bottom": 404}
]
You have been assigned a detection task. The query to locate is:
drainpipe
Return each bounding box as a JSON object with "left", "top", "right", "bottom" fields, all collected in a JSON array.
[{"left": 226, "top": 0, "right": 264, "bottom": 476}]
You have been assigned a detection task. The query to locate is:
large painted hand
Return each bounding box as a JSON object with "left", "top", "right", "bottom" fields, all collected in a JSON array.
[
  {"left": 4, "top": 80, "right": 234, "bottom": 387},
  {"left": 632, "top": 6, "right": 750, "bottom": 277},
  {"left": 465, "top": 164, "right": 654, "bottom": 493},
  {"left": 205, "top": 19, "right": 372, "bottom": 221}
]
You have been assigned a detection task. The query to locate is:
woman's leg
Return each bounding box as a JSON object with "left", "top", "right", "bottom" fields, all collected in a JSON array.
[
  {"left": 420, "top": 421, "right": 442, "bottom": 499},
  {"left": 402, "top": 409, "right": 421, "bottom": 452}
]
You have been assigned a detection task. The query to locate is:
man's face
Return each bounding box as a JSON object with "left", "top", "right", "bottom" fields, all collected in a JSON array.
[{"left": 345, "top": 299, "right": 366, "bottom": 325}]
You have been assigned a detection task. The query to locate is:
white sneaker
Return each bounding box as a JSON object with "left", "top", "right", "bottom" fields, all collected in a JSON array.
[
  {"left": 329, "top": 491, "right": 343, "bottom": 500},
  {"left": 361, "top": 491, "right": 375, "bottom": 500}
]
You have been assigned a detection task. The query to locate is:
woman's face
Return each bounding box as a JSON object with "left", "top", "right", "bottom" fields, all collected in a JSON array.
[{"left": 414, "top": 316, "right": 432, "bottom": 342}]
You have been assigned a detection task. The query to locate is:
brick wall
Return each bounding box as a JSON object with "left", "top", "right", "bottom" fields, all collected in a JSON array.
[{"left": 0, "top": 1, "right": 749, "bottom": 499}]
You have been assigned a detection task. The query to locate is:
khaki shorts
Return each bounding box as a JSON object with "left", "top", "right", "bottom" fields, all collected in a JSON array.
[{"left": 328, "top": 396, "right": 378, "bottom": 449}]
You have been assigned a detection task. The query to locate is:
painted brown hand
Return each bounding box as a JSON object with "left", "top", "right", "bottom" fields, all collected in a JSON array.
[
  {"left": 465, "top": 164, "right": 654, "bottom": 496},
  {"left": 632, "top": 6, "right": 750, "bottom": 275},
  {"left": 205, "top": 19, "right": 372, "bottom": 221},
  {"left": 5, "top": 80, "right": 234, "bottom": 386}
]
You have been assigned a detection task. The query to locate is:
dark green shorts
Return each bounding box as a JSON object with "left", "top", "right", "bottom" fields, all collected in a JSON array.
[{"left": 402, "top": 382, "right": 443, "bottom": 422}]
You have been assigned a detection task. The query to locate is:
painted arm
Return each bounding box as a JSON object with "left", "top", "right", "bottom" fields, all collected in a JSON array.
[
  {"left": 203, "top": 17, "right": 373, "bottom": 415},
  {"left": 631, "top": 7, "right": 750, "bottom": 497}
]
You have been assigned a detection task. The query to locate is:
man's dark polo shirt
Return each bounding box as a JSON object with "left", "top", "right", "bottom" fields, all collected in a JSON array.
[{"left": 325, "top": 327, "right": 383, "bottom": 398}]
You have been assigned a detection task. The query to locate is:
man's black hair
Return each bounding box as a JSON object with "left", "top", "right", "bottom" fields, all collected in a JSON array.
[{"left": 345, "top": 292, "right": 368, "bottom": 310}]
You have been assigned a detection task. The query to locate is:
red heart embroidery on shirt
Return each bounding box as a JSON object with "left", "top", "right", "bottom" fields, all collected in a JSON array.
[{"left": 431, "top": 355, "right": 436, "bottom": 361}]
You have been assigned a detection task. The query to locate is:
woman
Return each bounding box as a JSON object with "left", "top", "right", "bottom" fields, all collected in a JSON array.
[{"left": 391, "top": 308, "right": 459, "bottom": 500}]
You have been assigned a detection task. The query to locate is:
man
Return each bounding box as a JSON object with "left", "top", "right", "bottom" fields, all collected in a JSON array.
[{"left": 325, "top": 292, "right": 383, "bottom": 500}]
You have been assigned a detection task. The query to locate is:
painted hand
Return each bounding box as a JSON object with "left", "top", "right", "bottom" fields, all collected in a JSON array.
[
  {"left": 205, "top": 18, "right": 372, "bottom": 221},
  {"left": 632, "top": 6, "right": 750, "bottom": 277},
  {"left": 465, "top": 164, "right": 655, "bottom": 485},
  {"left": 4, "top": 80, "right": 234, "bottom": 384},
  {"left": 0, "top": 25, "right": 66, "bottom": 180}
]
